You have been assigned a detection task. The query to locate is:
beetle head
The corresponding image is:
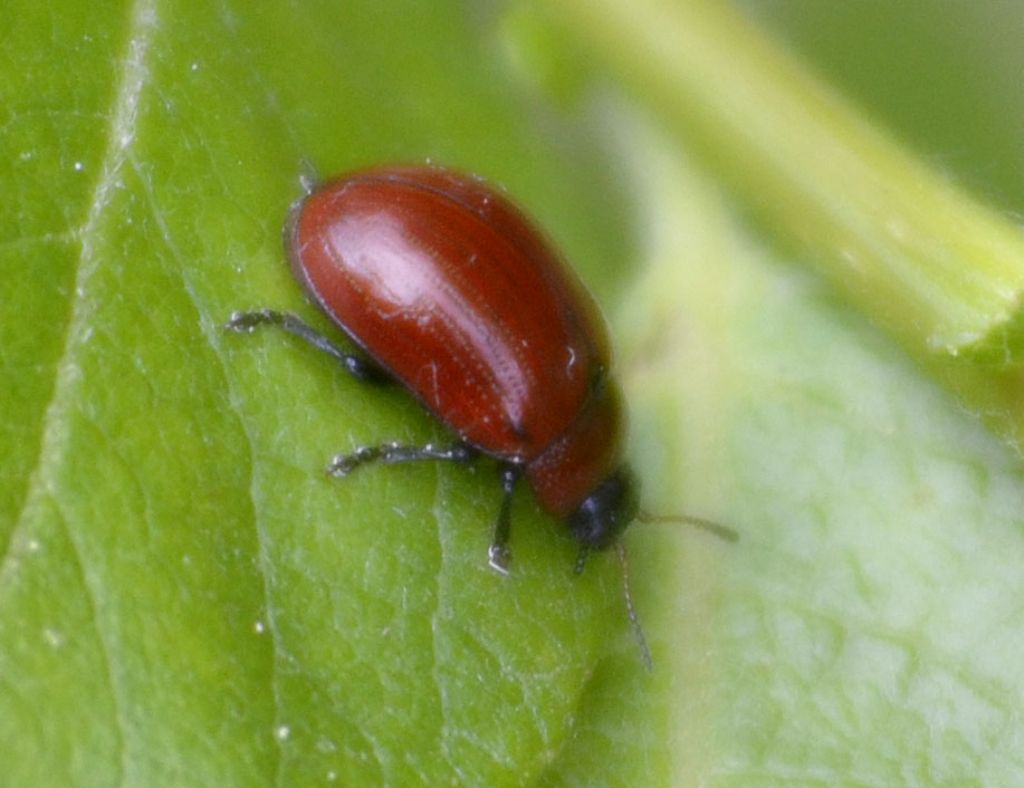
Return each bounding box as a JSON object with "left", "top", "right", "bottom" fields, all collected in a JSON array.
[{"left": 567, "top": 466, "right": 638, "bottom": 553}]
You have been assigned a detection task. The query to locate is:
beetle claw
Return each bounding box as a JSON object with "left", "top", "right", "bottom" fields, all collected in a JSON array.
[{"left": 487, "top": 544, "right": 511, "bottom": 575}]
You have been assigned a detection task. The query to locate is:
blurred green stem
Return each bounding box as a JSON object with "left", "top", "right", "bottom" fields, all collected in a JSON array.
[{"left": 518, "top": 0, "right": 1024, "bottom": 443}]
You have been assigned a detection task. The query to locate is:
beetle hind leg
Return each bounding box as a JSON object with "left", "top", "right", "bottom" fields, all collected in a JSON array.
[
  {"left": 225, "top": 309, "right": 389, "bottom": 383},
  {"left": 327, "top": 440, "right": 479, "bottom": 477}
]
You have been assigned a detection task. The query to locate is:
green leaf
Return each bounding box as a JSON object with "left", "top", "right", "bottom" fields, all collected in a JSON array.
[
  {"left": 4, "top": 1, "right": 1024, "bottom": 786},
  {"left": 1, "top": 1, "right": 634, "bottom": 784}
]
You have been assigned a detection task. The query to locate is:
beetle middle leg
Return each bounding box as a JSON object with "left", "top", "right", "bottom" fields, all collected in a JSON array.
[
  {"left": 329, "top": 443, "right": 522, "bottom": 575},
  {"left": 225, "top": 309, "right": 389, "bottom": 383}
]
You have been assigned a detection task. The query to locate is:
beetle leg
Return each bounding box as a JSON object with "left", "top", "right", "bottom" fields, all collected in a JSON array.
[
  {"left": 225, "top": 309, "right": 389, "bottom": 382},
  {"left": 326, "top": 440, "right": 479, "bottom": 477},
  {"left": 488, "top": 463, "right": 522, "bottom": 575}
]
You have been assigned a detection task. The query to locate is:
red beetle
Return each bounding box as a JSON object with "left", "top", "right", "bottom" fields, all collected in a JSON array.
[{"left": 227, "top": 164, "right": 734, "bottom": 665}]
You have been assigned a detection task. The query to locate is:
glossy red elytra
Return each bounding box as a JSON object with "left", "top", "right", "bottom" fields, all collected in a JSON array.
[{"left": 227, "top": 164, "right": 735, "bottom": 668}]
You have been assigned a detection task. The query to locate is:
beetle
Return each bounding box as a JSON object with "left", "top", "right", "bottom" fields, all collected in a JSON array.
[{"left": 227, "top": 164, "right": 734, "bottom": 666}]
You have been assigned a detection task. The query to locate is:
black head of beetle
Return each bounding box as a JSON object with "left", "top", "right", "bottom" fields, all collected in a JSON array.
[{"left": 567, "top": 467, "right": 639, "bottom": 554}]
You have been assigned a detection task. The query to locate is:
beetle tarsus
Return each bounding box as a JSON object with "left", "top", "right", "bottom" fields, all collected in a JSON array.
[
  {"left": 224, "top": 309, "right": 274, "bottom": 333},
  {"left": 225, "top": 309, "right": 389, "bottom": 383},
  {"left": 327, "top": 440, "right": 478, "bottom": 477},
  {"left": 487, "top": 543, "right": 511, "bottom": 575}
]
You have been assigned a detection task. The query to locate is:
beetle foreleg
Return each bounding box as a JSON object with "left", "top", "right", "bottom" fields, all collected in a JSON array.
[{"left": 488, "top": 463, "right": 523, "bottom": 575}]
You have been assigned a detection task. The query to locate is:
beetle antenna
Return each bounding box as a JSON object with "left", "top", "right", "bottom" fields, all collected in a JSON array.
[
  {"left": 615, "top": 542, "right": 653, "bottom": 672},
  {"left": 637, "top": 510, "right": 739, "bottom": 543}
]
